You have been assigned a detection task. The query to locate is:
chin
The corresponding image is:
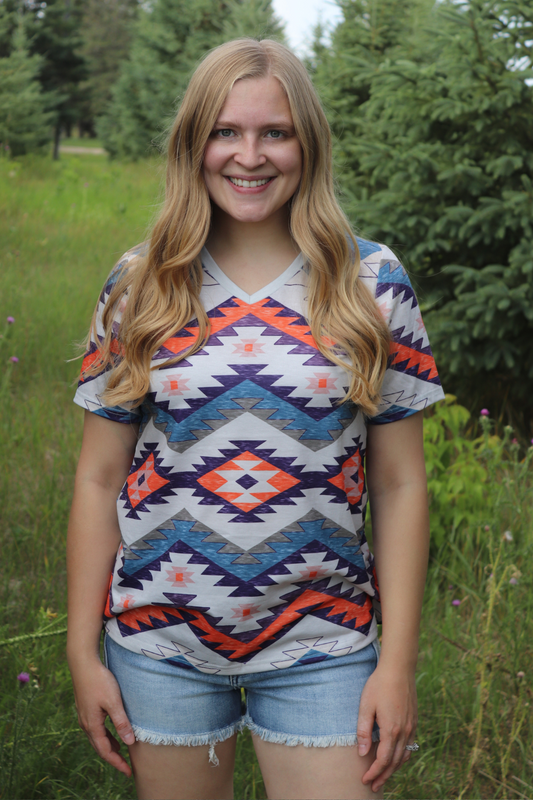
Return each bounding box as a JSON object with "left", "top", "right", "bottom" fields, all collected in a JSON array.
[{"left": 230, "top": 208, "right": 275, "bottom": 223}]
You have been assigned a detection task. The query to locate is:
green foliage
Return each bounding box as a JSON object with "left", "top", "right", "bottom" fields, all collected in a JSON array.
[
  {"left": 424, "top": 395, "right": 488, "bottom": 550},
  {"left": 98, "top": 0, "right": 286, "bottom": 159},
  {"left": 0, "top": 16, "right": 53, "bottom": 156},
  {"left": 78, "top": 0, "right": 140, "bottom": 126},
  {"left": 222, "top": 0, "right": 285, "bottom": 41},
  {"left": 0, "top": 0, "right": 88, "bottom": 150},
  {"left": 25, "top": 0, "right": 87, "bottom": 145},
  {"left": 314, "top": 0, "right": 533, "bottom": 430}
]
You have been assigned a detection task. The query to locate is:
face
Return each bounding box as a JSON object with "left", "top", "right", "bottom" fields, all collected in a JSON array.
[{"left": 202, "top": 75, "right": 302, "bottom": 225}]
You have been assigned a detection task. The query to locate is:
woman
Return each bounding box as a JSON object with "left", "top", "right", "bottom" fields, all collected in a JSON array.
[{"left": 67, "top": 38, "right": 444, "bottom": 800}]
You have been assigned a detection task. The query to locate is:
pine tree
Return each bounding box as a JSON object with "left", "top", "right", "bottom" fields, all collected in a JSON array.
[
  {"left": 98, "top": 0, "right": 286, "bottom": 159},
  {"left": 316, "top": 0, "right": 533, "bottom": 429},
  {"left": 26, "top": 0, "right": 87, "bottom": 157},
  {"left": 222, "top": 0, "right": 285, "bottom": 41},
  {"left": 79, "top": 0, "right": 140, "bottom": 131},
  {"left": 0, "top": 14, "right": 52, "bottom": 156}
]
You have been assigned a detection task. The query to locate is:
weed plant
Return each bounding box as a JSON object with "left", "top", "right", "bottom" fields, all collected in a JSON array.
[{"left": 1, "top": 156, "right": 532, "bottom": 799}]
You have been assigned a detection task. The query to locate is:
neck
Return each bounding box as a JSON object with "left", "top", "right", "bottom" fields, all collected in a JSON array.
[{"left": 206, "top": 205, "right": 297, "bottom": 263}]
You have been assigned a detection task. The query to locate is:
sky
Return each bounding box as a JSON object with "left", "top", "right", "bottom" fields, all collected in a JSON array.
[{"left": 271, "top": 0, "right": 343, "bottom": 54}]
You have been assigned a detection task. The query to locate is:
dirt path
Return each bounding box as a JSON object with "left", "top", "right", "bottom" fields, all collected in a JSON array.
[{"left": 59, "top": 146, "right": 106, "bottom": 155}]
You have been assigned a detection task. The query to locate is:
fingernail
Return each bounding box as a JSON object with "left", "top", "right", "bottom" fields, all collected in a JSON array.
[
  {"left": 358, "top": 744, "right": 367, "bottom": 756},
  {"left": 122, "top": 733, "right": 135, "bottom": 744}
]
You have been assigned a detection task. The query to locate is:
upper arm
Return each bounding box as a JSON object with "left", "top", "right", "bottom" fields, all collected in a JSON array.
[
  {"left": 366, "top": 412, "right": 427, "bottom": 500},
  {"left": 75, "top": 411, "right": 138, "bottom": 494}
]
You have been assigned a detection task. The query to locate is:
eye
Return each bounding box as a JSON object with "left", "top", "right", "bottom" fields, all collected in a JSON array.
[
  {"left": 266, "top": 130, "right": 284, "bottom": 139},
  {"left": 216, "top": 128, "right": 234, "bottom": 138}
]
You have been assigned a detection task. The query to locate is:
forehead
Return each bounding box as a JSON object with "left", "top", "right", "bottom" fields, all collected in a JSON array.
[{"left": 216, "top": 75, "right": 293, "bottom": 125}]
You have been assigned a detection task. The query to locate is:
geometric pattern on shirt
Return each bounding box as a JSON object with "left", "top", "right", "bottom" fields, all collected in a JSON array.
[
  {"left": 149, "top": 385, "right": 355, "bottom": 453},
  {"left": 75, "top": 236, "right": 445, "bottom": 673},
  {"left": 120, "top": 443, "right": 175, "bottom": 519},
  {"left": 114, "top": 534, "right": 374, "bottom": 664},
  {"left": 123, "top": 435, "right": 365, "bottom": 524},
  {"left": 138, "top": 634, "right": 351, "bottom": 673},
  {"left": 196, "top": 450, "right": 301, "bottom": 513},
  {"left": 121, "top": 508, "right": 366, "bottom": 580}
]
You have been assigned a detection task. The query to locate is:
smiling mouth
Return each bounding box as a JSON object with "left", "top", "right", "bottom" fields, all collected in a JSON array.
[{"left": 227, "top": 177, "right": 274, "bottom": 188}]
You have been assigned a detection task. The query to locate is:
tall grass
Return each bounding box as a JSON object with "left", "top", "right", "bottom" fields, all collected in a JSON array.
[{"left": 1, "top": 155, "right": 531, "bottom": 800}]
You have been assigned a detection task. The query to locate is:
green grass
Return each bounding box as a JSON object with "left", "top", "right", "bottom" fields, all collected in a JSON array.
[
  {"left": 60, "top": 137, "right": 104, "bottom": 149},
  {"left": 1, "top": 155, "right": 532, "bottom": 800}
]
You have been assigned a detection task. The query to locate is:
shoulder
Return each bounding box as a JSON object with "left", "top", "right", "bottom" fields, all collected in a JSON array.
[
  {"left": 355, "top": 237, "right": 402, "bottom": 282},
  {"left": 100, "top": 242, "right": 147, "bottom": 300},
  {"left": 355, "top": 237, "right": 419, "bottom": 306}
]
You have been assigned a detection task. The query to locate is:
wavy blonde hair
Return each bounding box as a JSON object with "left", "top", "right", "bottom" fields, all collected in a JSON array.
[{"left": 86, "top": 38, "right": 390, "bottom": 415}]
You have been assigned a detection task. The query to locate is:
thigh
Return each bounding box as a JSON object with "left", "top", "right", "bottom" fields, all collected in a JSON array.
[
  {"left": 104, "top": 635, "right": 243, "bottom": 799},
  {"left": 253, "top": 737, "right": 382, "bottom": 800},
  {"left": 130, "top": 735, "right": 237, "bottom": 800}
]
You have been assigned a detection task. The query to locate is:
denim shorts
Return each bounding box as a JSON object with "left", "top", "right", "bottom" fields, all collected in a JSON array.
[{"left": 104, "top": 635, "right": 380, "bottom": 761}]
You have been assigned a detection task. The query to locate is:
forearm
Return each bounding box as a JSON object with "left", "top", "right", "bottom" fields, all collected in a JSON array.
[
  {"left": 66, "top": 478, "right": 122, "bottom": 666},
  {"left": 371, "top": 480, "right": 429, "bottom": 671}
]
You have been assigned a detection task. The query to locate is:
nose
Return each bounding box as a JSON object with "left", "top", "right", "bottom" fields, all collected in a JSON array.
[{"left": 233, "top": 134, "right": 266, "bottom": 170}]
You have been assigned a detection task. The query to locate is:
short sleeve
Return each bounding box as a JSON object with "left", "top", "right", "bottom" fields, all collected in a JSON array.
[
  {"left": 73, "top": 248, "right": 143, "bottom": 424},
  {"left": 361, "top": 243, "right": 445, "bottom": 425}
]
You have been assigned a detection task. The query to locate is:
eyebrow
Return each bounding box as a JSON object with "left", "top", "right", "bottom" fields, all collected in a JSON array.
[{"left": 214, "top": 118, "right": 295, "bottom": 129}]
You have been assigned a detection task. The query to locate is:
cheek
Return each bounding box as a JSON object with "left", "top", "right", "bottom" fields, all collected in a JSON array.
[
  {"left": 202, "top": 143, "right": 224, "bottom": 178},
  {"left": 281, "top": 143, "right": 303, "bottom": 181}
]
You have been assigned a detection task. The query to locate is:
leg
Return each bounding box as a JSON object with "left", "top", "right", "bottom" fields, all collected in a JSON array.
[
  {"left": 129, "top": 734, "right": 238, "bottom": 800},
  {"left": 252, "top": 737, "right": 383, "bottom": 800}
]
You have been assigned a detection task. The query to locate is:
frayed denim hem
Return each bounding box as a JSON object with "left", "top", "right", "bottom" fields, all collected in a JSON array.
[
  {"left": 131, "top": 719, "right": 245, "bottom": 765},
  {"left": 242, "top": 715, "right": 380, "bottom": 747}
]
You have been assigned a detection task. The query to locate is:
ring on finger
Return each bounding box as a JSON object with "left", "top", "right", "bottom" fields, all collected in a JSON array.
[{"left": 404, "top": 742, "right": 420, "bottom": 751}]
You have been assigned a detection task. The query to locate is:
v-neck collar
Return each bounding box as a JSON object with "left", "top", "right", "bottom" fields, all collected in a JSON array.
[{"left": 201, "top": 247, "right": 305, "bottom": 304}]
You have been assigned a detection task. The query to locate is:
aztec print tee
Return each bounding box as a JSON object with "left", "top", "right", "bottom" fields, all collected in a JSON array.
[{"left": 74, "top": 238, "right": 445, "bottom": 675}]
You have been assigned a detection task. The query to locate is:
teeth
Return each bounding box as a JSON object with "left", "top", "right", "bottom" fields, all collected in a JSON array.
[{"left": 229, "top": 177, "right": 270, "bottom": 188}]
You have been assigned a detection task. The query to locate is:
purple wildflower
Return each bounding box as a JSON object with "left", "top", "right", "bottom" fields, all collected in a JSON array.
[
  {"left": 480, "top": 409, "right": 490, "bottom": 417},
  {"left": 452, "top": 599, "right": 461, "bottom": 607},
  {"left": 509, "top": 577, "right": 518, "bottom": 585},
  {"left": 6, "top": 316, "right": 15, "bottom": 324},
  {"left": 517, "top": 671, "right": 525, "bottom": 679},
  {"left": 17, "top": 672, "right": 30, "bottom": 683},
  {"left": 9, "top": 356, "right": 19, "bottom": 363}
]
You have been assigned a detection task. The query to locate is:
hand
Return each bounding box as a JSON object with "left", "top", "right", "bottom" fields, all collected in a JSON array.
[
  {"left": 356, "top": 662, "right": 418, "bottom": 793},
  {"left": 69, "top": 656, "right": 135, "bottom": 777}
]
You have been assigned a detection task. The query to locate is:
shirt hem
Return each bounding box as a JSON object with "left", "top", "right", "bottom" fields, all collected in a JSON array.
[{"left": 104, "top": 619, "right": 379, "bottom": 676}]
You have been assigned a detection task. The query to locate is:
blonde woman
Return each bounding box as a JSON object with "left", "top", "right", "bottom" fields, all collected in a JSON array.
[{"left": 67, "top": 38, "right": 444, "bottom": 800}]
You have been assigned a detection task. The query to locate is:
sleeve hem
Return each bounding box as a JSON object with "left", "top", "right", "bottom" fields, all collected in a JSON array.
[
  {"left": 367, "top": 386, "right": 446, "bottom": 425},
  {"left": 73, "top": 391, "right": 141, "bottom": 424}
]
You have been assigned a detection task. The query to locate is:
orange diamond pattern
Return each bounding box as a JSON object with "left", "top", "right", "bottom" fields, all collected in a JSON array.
[
  {"left": 127, "top": 453, "right": 171, "bottom": 508},
  {"left": 197, "top": 451, "right": 300, "bottom": 512},
  {"left": 327, "top": 452, "right": 364, "bottom": 506}
]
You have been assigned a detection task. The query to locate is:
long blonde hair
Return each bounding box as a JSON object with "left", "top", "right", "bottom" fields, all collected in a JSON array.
[{"left": 87, "top": 38, "right": 390, "bottom": 416}]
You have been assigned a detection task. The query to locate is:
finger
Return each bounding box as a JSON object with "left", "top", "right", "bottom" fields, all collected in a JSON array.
[
  {"left": 357, "top": 703, "right": 376, "bottom": 757},
  {"left": 91, "top": 728, "right": 132, "bottom": 777},
  {"left": 108, "top": 700, "right": 136, "bottom": 746},
  {"left": 371, "top": 739, "right": 410, "bottom": 792},
  {"left": 362, "top": 737, "right": 395, "bottom": 785},
  {"left": 82, "top": 703, "right": 134, "bottom": 777}
]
